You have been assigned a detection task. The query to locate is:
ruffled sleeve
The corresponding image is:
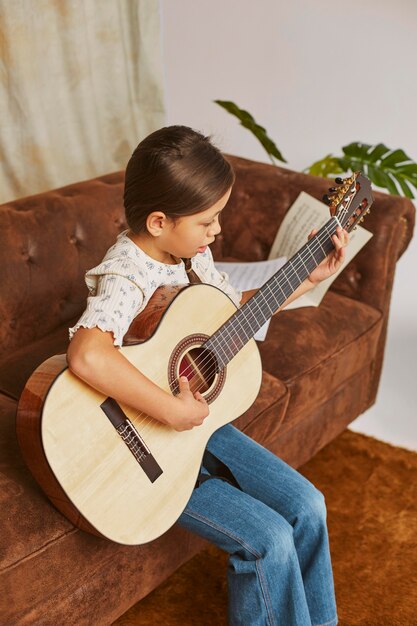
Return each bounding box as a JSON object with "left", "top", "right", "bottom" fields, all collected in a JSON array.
[{"left": 69, "top": 258, "right": 148, "bottom": 347}]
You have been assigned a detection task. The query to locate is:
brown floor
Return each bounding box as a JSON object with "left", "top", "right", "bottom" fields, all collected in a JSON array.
[{"left": 114, "top": 430, "right": 417, "bottom": 626}]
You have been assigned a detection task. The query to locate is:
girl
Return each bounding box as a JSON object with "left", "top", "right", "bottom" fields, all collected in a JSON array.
[{"left": 67, "top": 125, "right": 346, "bottom": 626}]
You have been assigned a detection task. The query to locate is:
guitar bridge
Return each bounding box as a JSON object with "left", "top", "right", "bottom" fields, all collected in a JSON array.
[{"left": 100, "top": 397, "right": 163, "bottom": 483}]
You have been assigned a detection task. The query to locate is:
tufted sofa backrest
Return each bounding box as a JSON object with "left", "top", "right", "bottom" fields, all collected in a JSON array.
[
  {"left": 1, "top": 156, "right": 414, "bottom": 364},
  {"left": 0, "top": 172, "right": 127, "bottom": 361}
]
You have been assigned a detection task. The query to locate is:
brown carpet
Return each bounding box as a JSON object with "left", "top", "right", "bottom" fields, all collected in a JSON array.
[{"left": 113, "top": 430, "right": 417, "bottom": 626}]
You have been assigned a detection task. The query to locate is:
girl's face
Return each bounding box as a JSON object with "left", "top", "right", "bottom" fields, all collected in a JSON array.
[{"left": 152, "top": 186, "right": 232, "bottom": 262}]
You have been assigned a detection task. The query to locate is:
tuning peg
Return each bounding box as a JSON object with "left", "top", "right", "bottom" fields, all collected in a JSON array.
[
  {"left": 322, "top": 194, "right": 332, "bottom": 205},
  {"left": 328, "top": 187, "right": 337, "bottom": 192},
  {"left": 335, "top": 177, "right": 344, "bottom": 184}
]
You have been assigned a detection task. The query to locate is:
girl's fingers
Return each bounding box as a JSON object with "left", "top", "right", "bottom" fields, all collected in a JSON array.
[
  {"left": 194, "top": 391, "right": 207, "bottom": 404},
  {"left": 332, "top": 234, "right": 342, "bottom": 249},
  {"left": 333, "top": 228, "right": 348, "bottom": 249},
  {"left": 336, "top": 228, "right": 345, "bottom": 242},
  {"left": 178, "top": 376, "right": 191, "bottom": 395}
]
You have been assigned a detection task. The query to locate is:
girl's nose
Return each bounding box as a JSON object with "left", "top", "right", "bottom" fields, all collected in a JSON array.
[{"left": 209, "top": 218, "right": 221, "bottom": 237}]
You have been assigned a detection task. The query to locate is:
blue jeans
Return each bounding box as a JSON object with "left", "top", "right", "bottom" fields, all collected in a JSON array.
[{"left": 177, "top": 424, "right": 338, "bottom": 626}]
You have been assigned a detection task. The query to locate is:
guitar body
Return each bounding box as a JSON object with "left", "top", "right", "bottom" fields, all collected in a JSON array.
[{"left": 17, "top": 284, "right": 262, "bottom": 545}]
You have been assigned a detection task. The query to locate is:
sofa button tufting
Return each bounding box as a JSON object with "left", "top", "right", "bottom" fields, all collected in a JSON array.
[
  {"left": 21, "top": 250, "right": 35, "bottom": 264},
  {"left": 69, "top": 235, "right": 78, "bottom": 245}
]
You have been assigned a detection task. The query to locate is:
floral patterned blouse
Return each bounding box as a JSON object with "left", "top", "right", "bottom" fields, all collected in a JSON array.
[{"left": 69, "top": 229, "right": 242, "bottom": 347}]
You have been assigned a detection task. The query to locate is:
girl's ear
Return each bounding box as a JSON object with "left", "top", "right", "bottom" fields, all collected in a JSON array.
[{"left": 146, "top": 211, "right": 168, "bottom": 237}]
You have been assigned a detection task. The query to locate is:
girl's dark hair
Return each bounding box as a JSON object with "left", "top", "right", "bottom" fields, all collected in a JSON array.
[{"left": 123, "top": 125, "right": 235, "bottom": 233}]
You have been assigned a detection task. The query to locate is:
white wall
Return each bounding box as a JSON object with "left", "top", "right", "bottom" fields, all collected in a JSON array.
[{"left": 160, "top": 0, "right": 417, "bottom": 449}]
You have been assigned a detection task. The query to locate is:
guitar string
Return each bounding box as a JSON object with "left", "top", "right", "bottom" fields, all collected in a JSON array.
[
  {"left": 129, "top": 209, "right": 356, "bottom": 440},
  {"left": 130, "top": 206, "right": 357, "bottom": 440},
  {"left": 168, "top": 198, "right": 356, "bottom": 399},
  {"left": 133, "top": 198, "right": 361, "bottom": 442},
  {"left": 132, "top": 200, "right": 352, "bottom": 409},
  {"left": 198, "top": 219, "right": 342, "bottom": 367},
  {"left": 125, "top": 214, "right": 353, "bottom": 440},
  {"left": 118, "top": 189, "right": 358, "bottom": 442},
  {"left": 184, "top": 215, "right": 349, "bottom": 371},
  {"left": 175, "top": 198, "right": 354, "bottom": 379}
]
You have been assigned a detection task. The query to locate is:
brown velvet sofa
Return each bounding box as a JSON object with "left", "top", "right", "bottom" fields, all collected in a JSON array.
[{"left": 0, "top": 156, "right": 414, "bottom": 625}]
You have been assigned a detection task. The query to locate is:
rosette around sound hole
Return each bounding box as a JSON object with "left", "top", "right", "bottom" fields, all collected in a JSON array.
[{"left": 168, "top": 334, "right": 226, "bottom": 404}]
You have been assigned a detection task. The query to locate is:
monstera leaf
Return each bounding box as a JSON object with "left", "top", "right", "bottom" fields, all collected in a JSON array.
[
  {"left": 214, "top": 100, "right": 287, "bottom": 164},
  {"left": 307, "top": 154, "right": 344, "bottom": 178},
  {"left": 306, "top": 142, "right": 417, "bottom": 199}
]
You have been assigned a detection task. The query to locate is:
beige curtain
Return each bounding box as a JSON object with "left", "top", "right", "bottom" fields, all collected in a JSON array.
[{"left": 0, "top": 0, "right": 165, "bottom": 203}]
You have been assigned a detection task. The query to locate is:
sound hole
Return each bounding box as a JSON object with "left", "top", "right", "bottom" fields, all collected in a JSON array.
[
  {"left": 168, "top": 333, "right": 226, "bottom": 403},
  {"left": 178, "top": 346, "right": 217, "bottom": 395}
]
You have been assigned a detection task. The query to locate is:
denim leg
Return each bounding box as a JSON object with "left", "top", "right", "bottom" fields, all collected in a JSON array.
[
  {"left": 178, "top": 468, "right": 312, "bottom": 625},
  {"left": 177, "top": 424, "right": 338, "bottom": 626}
]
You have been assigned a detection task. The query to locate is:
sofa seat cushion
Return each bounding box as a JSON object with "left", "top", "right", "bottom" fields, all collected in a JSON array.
[
  {"left": 234, "top": 369, "right": 289, "bottom": 442},
  {"left": 257, "top": 290, "right": 382, "bottom": 429}
]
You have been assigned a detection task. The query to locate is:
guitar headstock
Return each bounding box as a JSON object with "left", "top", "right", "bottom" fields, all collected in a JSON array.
[{"left": 322, "top": 172, "right": 374, "bottom": 232}]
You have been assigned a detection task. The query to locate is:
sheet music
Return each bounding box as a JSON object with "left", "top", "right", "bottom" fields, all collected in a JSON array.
[
  {"left": 268, "top": 194, "right": 327, "bottom": 260},
  {"left": 268, "top": 191, "right": 373, "bottom": 309}
]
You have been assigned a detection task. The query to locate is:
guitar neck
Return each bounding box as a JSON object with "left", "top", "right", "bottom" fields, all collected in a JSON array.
[{"left": 204, "top": 216, "right": 340, "bottom": 368}]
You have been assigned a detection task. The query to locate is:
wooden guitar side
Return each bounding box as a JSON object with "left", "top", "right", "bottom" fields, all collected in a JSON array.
[{"left": 16, "top": 355, "right": 100, "bottom": 536}]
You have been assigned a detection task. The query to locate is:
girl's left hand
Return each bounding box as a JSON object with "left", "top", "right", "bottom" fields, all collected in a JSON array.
[{"left": 307, "top": 226, "right": 349, "bottom": 285}]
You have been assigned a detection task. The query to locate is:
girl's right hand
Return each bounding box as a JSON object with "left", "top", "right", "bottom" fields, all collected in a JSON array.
[{"left": 169, "top": 376, "right": 210, "bottom": 431}]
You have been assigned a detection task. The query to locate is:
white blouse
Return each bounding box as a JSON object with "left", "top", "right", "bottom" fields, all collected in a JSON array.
[{"left": 69, "top": 230, "right": 242, "bottom": 347}]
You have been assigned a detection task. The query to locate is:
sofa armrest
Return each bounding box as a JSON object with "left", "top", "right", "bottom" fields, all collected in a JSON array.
[{"left": 330, "top": 189, "right": 415, "bottom": 311}]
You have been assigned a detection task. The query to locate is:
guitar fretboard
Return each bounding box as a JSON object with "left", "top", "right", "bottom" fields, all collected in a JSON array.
[{"left": 204, "top": 216, "right": 340, "bottom": 369}]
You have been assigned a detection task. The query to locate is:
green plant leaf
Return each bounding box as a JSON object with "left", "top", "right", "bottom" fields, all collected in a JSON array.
[
  {"left": 307, "top": 141, "right": 417, "bottom": 197},
  {"left": 396, "top": 163, "right": 417, "bottom": 180},
  {"left": 342, "top": 141, "right": 372, "bottom": 158},
  {"left": 380, "top": 149, "right": 410, "bottom": 167},
  {"left": 396, "top": 177, "right": 414, "bottom": 199},
  {"left": 340, "top": 142, "right": 417, "bottom": 198},
  {"left": 304, "top": 155, "right": 344, "bottom": 177},
  {"left": 367, "top": 165, "right": 398, "bottom": 195},
  {"left": 214, "top": 100, "right": 287, "bottom": 164}
]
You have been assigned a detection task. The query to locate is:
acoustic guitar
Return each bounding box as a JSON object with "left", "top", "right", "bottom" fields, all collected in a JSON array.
[{"left": 16, "top": 173, "right": 373, "bottom": 545}]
